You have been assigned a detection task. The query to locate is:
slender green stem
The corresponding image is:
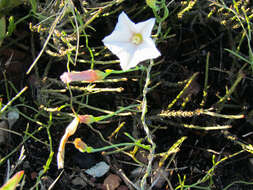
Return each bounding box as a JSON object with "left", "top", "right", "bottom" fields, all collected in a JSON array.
[
  {"left": 0, "top": 86, "right": 28, "bottom": 114},
  {"left": 89, "top": 142, "right": 150, "bottom": 153},
  {"left": 140, "top": 60, "right": 156, "bottom": 190}
]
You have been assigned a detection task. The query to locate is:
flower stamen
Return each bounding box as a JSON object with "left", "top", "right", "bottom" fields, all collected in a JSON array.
[{"left": 131, "top": 33, "right": 143, "bottom": 45}]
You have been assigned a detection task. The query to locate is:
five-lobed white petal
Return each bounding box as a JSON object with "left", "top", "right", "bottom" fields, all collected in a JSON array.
[{"left": 102, "top": 11, "right": 161, "bottom": 71}]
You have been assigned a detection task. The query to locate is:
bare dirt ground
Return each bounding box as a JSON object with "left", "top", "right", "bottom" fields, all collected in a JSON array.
[{"left": 1, "top": 1, "right": 253, "bottom": 189}]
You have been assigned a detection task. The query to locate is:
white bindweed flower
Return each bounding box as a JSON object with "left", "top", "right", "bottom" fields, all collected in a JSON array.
[{"left": 102, "top": 11, "right": 161, "bottom": 71}]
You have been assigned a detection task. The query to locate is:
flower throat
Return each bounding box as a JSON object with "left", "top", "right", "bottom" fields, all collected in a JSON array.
[{"left": 131, "top": 33, "right": 143, "bottom": 45}]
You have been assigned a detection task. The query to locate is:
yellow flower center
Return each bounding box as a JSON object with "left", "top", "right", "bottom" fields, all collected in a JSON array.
[{"left": 131, "top": 33, "right": 143, "bottom": 45}]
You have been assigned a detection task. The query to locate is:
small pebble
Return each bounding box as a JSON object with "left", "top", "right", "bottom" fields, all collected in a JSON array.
[{"left": 85, "top": 161, "right": 110, "bottom": 178}]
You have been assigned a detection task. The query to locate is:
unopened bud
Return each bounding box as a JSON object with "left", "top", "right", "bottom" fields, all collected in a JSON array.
[
  {"left": 60, "top": 70, "right": 106, "bottom": 83},
  {"left": 78, "top": 115, "right": 95, "bottom": 124}
]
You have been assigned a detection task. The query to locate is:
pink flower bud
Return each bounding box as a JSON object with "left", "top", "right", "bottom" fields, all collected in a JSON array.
[
  {"left": 60, "top": 70, "right": 106, "bottom": 83},
  {"left": 78, "top": 115, "right": 95, "bottom": 124}
]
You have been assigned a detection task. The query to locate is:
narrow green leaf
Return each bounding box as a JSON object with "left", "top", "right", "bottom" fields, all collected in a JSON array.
[
  {"left": 0, "top": 171, "right": 24, "bottom": 190},
  {"left": 29, "top": 0, "right": 37, "bottom": 13},
  {"left": 225, "top": 48, "right": 251, "bottom": 64},
  {"left": 0, "top": 16, "right": 6, "bottom": 47}
]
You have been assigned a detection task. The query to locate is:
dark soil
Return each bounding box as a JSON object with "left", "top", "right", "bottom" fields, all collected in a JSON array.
[{"left": 1, "top": 1, "right": 253, "bottom": 189}]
